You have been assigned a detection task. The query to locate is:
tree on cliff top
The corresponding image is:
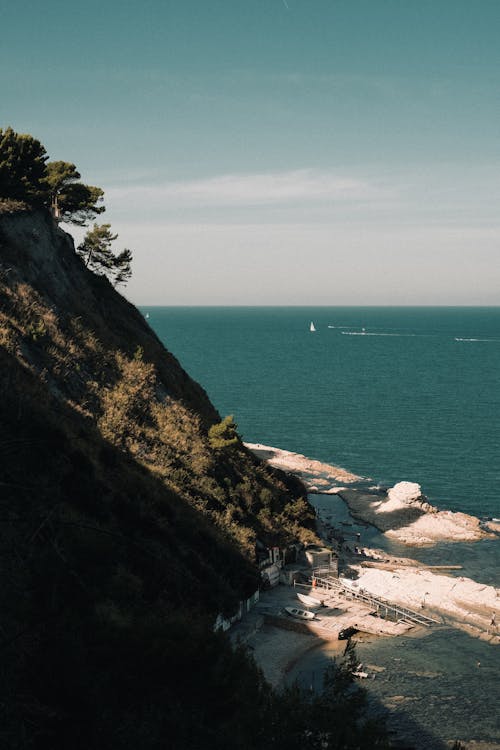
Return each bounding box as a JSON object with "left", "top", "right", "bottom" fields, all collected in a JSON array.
[
  {"left": 0, "top": 127, "right": 48, "bottom": 204},
  {"left": 0, "top": 128, "right": 105, "bottom": 225},
  {"left": 77, "top": 223, "right": 133, "bottom": 286},
  {"left": 45, "top": 160, "right": 105, "bottom": 226}
]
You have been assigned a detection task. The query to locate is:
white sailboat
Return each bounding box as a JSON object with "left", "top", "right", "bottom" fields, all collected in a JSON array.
[{"left": 310, "top": 321, "right": 316, "bottom": 332}]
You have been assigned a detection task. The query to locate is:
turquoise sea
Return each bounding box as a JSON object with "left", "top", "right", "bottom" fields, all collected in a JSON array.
[
  {"left": 145, "top": 306, "right": 500, "bottom": 748},
  {"left": 144, "top": 307, "right": 500, "bottom": 515}
]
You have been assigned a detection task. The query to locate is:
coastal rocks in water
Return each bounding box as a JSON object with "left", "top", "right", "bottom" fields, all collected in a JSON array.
[
  {"left": 483, "top": 519, "right": 500, "bottom": 534},
  {"left": 387, "top": 481, "right": 436, "bottom": 514},
  {"left": 388, "top": 481, "right": 423, "bottom": 504},
  {"left": 338, "top": 488, "right": 425, "bottom": 533},
  {"left": 338, "top": 487, "right": 493, "bottom": 546},
  {"left": 247, "top": 444, "right": 497, "bottom": 547},
  {"left": 385, "top": 510, "right": 487, "bottom": 546},
  {"left": 244, "top": 443, "right": 362, "bottom": 487}
]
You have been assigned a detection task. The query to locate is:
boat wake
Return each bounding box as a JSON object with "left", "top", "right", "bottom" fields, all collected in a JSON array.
[
  {"left": 340, "top": 331, "right": 418, "bottom": 337},
  {"left": 454, "top": 337, "right": 499, "bottom": 343}
]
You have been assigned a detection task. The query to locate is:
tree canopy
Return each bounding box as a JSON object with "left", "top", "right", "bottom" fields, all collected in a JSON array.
[
  {"left": 77, "top": 224, "right": 133, "bottom": 286},
  {"left": 0, "top": 128, "right": 105, "bottom": 225},
  {"left": 0, "top": 128, "right": 134, "bottom": 283},
  {"left": 0, "top": 127, "right": 48, "bottom": 204},
  {"left": 46, "top": 160, "right": 105, "bottom": 225}
]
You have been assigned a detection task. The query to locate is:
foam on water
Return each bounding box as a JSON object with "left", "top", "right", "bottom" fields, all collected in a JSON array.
[
  {"left": 146, "top": 305, "right": 500, "bottom": 579},
  {"left": 145, "top": 306, "right": 500, "bottom": 519},
  {"left": 145, "top": 306, "right": 500, "bottom": 747}
]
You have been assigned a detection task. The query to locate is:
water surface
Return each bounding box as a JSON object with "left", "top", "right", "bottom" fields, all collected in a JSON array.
[{"left": 145, "top": 306, "right": 500, "bottom": 747}]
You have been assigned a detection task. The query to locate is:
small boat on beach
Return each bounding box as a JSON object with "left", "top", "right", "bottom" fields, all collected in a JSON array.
[
  {"left": 296, "top": 593, "right": 324, "bottom": 609},
  {"left": 285, "top": 606, "right": 316, "bottom": 621}
]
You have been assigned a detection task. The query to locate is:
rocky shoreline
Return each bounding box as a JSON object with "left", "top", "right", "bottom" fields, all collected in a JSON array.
[
  {"left": 246, "top": 443, "right": 497, "bottom": 546},
  {"left": 246, "top": 442, "right": 500, "bottom": 644}
]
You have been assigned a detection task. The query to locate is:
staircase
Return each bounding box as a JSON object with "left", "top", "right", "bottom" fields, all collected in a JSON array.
[{"left": 310, "top": 572, "right": 440, "bottom": 627}]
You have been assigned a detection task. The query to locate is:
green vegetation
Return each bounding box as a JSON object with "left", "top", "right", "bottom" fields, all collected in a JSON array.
[
  {"left": 0, "top": 188, "right": 391, "bottom": 747},
  {"left": 0, "top": 127, "right": 130, "bottom": 281},
  {"left": 0, "top": 128, "right": 104, "bottom": 224},
  {"left": 209, "top": 414, "right": 239, "bottom": 449},
  {"left": 45, "top": 160, "right": 105, "bottom": 226},
  {"left": 0, "top": 127, "right": 48, "bottom": 204},
  {"left": 77, "top": 223, "right": 132, "bottom": 286}
]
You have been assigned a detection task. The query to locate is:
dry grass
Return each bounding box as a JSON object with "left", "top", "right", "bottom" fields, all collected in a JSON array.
[
  {"left": 0, "top": 198, "right": 29, "bottom": 214},
  {"left": 0, "top": 210, "right": 319, "bottom": 562}
]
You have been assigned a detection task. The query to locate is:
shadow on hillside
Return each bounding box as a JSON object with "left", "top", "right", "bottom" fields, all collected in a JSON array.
[{"left": 289, "top": 652, "right": 458, "bottom": 750}]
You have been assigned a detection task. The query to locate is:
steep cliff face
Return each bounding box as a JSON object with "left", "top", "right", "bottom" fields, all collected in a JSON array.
[
  {"left": 0, "top": 209, "right": 316, "bottom": 560},
  {"left": 0, "top": 209, "right": 317, "bottom": 748},
  {"left": 0, "top": 208, "right": 218, "bottom": 419}
]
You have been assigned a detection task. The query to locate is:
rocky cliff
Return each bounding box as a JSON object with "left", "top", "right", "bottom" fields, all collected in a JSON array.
[{"left": 0, "top": 208, "right": 318, "bottom": 748}]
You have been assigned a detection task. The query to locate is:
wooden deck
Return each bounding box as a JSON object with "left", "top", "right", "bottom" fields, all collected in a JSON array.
[{"left": 308, "top": 573, "right": 441, "bottom": 627}]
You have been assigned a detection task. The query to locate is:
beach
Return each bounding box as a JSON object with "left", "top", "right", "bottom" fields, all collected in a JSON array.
[
  {"left": 147, "top": 308, "right": 500, "bottom": 748},
  {"left": 230, "top": 585, "right": 345, "bottom": 687},
  {"left": 242, "top": 443, "right": 500, "bottom": 671}
]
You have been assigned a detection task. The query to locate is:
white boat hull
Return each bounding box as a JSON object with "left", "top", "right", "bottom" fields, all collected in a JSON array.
[
  {"left": 296, "top": 593, "right": 323, "bottom": 609},
  {"left": 285, "top": 606, "right": 316, "bottom": 621}
]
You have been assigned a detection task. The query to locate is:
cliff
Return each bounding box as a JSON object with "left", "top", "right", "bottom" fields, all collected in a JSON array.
[{"left": 0, "top": 209, "right": 318, "bottom": 748}]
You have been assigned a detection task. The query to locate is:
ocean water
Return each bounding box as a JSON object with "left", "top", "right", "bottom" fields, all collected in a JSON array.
[
  {"left": 145, "top": 306, "right": 500, "bottom": 747},
  {"left": 144, "top": 305, "right": 500, "bottom": 578},
  {"left": 144, "top": 306, "right": 500, "bottom": 518},
  {"left": 287, "top": 628, "right": 500, "bottom": 749}
]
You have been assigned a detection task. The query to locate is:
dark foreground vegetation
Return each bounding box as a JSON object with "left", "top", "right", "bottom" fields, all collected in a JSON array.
[{"left": 0, "top": 133, "right": 390, "bottom": 748}]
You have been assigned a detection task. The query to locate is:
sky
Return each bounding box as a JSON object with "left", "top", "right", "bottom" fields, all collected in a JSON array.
[{"left": 1, "top": 0, "right": 499, "bottom": 305}]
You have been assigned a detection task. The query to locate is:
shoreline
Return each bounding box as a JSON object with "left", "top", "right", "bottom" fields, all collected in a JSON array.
[
  {"left": 245, "top": 442, "right": 498, "bottom": 546},
  {"left": 230, "top": 587, "right": 350, "bottom": 687},
  {"left": 244, "top": 442, "right": 499, "bottom": 651},
  {"left": 245, "top": 442, "right": 363, "bottom": 488}
]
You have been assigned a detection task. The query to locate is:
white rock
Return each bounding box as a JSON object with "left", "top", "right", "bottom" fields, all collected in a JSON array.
[{"left": 387, "top": 481, "right": 424, "bottom": 505}]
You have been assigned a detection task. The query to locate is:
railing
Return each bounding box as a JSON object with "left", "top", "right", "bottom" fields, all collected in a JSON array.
[{"left": 309, "top": 573, "right": 440, "bottom": 627}]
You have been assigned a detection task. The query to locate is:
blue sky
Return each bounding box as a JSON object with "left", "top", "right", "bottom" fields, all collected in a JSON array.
[{"left": 2, "top": 0, "right": 499, "bottom": 304}]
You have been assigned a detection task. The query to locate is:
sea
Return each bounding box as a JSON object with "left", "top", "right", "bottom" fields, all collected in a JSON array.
[{"left": 144, "top": 306, "right": 500, "bottom": 749}]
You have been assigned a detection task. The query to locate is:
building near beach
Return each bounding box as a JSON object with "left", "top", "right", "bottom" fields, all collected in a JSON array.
[{"left": 304, "top": 544, "right": 338, "bottom": 576}]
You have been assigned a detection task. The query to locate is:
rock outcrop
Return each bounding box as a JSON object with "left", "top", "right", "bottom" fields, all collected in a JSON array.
[{"left": 387, "top": 481, "right": 436, "bottom": 513}]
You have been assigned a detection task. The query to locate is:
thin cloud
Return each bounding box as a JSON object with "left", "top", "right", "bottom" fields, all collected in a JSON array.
[{"left": 107, "top": 169, "right": 383, "bottom": 210}]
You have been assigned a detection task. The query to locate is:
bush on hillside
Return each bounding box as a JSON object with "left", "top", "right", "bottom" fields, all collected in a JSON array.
[{"left": 209, "top": 415, "right": 239, "bottom": 449}]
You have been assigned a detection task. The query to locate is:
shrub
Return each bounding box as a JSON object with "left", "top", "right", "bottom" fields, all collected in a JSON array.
[{"left": 209, "top": 415, "right": 239, "bottom": 450}]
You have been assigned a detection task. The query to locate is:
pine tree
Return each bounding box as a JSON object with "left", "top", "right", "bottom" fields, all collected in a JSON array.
[
  {"left": 77, "top": 224, "right": 132, "bottom": 286},
  {"left": 46, "top": 160, "right": 105, "bottom": 225},
  {"left": 113, "top": 249, "right": 133, "bottom": 287},
  {"left": 0, "top": 127, "right": 48, "bottom": 203}
]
